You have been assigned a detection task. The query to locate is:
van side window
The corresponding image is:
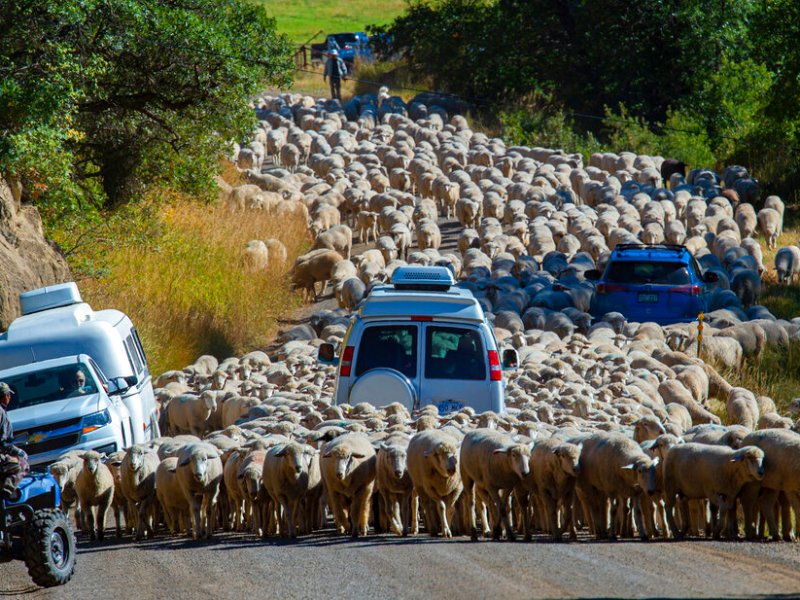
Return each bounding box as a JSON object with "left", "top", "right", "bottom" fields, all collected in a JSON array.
[
  {"left": 131, "top": 328, "right": 149, "bottom": 371},
  {"left": 125, "top": 335, "right": 143, "bottom": 374},
  {"left": 425, "top": 326, "right": 486, "bottom": 380},
  {"left": 355, "top": 325, "right": 417, "bottom": 378}
]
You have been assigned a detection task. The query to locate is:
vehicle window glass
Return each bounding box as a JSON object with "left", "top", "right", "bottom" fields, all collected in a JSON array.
[
  {"left": 3, "top": 364, "right": 98, "bottom": 410},
  {"left": 132, "top": 328, "right": 149, "bottom": 371},
  {"left": 88, "top": 359, "right": 108, "bottom": 385},
  {"left": 355, "top": 325, "right": 417, "bottom": 378},
  {"left": 125, "top": 335, "right": 143, "bottom": 374},
  {"left": 606, "top": 261, "right": 691, "bottom": 285},
  {"left": 425, "top": 326, "right": 486, "bottom": 380}
]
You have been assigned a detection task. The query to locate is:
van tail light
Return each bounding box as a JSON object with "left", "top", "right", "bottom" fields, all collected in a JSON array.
[
  {"left": 488, "top": 350, "right": 502, "bottom": 381},
  {"left": 670, "top": 285, "right": 701, "bottom": 297},
  {"left": 596, "top": 283, "right": 628, "bottom": 294},
  {"left": 340, "top": 346, "right": 355, "bottom": 377}
]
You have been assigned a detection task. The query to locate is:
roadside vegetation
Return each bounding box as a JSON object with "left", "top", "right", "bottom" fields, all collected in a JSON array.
[{"left": 51, "top": 166, "right": 309, "bottom": 375}]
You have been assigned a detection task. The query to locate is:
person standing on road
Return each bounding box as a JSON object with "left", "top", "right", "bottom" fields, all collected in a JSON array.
[{"left": 323, "top": 49, "right": 347, "bottom": 101}]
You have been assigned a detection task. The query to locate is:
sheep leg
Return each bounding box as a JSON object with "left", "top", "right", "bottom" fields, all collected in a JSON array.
[
  {"left": 462, "top": 476, "right": 478, "bottom": 541},
  {"left": 114, "top": 503, "right": 123, "bottom": 538},
  {"left": 388, "top": 492, "right": 403, "bottom": 535},
  {"left": 633, "top": 494, "right": 648, "bottom": 541},
  {"left": 779, "top": 493, "right": 794, "bottom": 542},
  {"left": 488, "top": 487, "right": 513, "bottom": 541},
  {"left": 400, "top": 492, "right": 410, "bottom": 537},
  {"left": 328, "top": 491, "right": 348, "bottom": 535},
  {"left": 436, "top": 499, "right": 452, "bottom": 538},
  {"left": 758, "top": 489, "right": 781, "bottom": 542},
  {"left": 664, "top": 492, "right": 683, "bottom": 540},
  {"left": 514, "top": 488, "right": 532, "bottom": 541},
  {"left": 349, "top": 487, "right": 369, "bottom": 537},
  {"left": 409, "top": 490, "right": 419, "bottom": 535}
]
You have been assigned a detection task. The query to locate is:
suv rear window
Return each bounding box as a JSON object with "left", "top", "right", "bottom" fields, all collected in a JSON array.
[
  {"left": 606, "top": 261, "right": 691, "bottom": 285},
  {"left": 425, "top": 326, "right": 486, "bottom": 380},
  {"left": 355, "top": 325, "right": 417, "bottom": 378}
]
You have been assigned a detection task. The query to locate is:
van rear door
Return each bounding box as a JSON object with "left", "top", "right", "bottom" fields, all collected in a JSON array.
[
  {"left": 351, "top": 323, "right": 421, "bottom": 401},
  {"left": 421, "top": 323, "right": 493, "bottom": 414}
]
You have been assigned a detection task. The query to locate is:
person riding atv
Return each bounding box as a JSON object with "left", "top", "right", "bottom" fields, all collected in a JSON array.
[{"left": 0, "top": 381, "right": 29, "bottom": 500}]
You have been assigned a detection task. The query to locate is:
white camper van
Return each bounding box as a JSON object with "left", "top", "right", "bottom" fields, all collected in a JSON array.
[{"left": 0, "top": 283, "right": 159, "bottom": 466}]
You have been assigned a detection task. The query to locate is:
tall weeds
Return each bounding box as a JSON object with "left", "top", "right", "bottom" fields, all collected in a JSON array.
[{"left": 73, "top": 193, "right": 309, "bottom": 375}]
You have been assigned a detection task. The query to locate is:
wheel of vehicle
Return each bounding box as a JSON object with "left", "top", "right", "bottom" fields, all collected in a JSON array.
[
  {"left": 23, "top": 509, "right": 76, "bottom": 587},
  {"left": 348, "top": 368, "right": 417, "bottom": 412}
]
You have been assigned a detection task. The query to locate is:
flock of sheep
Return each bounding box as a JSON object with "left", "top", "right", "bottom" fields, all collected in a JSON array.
[{"left": 48, "top": 90, "right": 800, "bottom": 545}]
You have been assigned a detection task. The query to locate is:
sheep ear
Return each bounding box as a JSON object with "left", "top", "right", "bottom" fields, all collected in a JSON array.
[
  {"left": 575, "top": 443, "right": 583, "bottom": 453},
  {"left": 730, "top": 455, "right": 742, "bottom": 462},
  {"left": 620, "top": 463, "right": 636, "bottom": 470},
  {"left": 178, "top": 456, "right": 191, "bottom": 467},
  {"left": 274, "top": 446, "right": 287, "bottom": 457},
  {"left": 351, "top": 452, "right": 366, "bottom": 459},
  {"left": 322, "top": 451, "right": 332, "bottom": 459},
  {"left": 492, "top": 446, "right": 511, "bottom": 455},
  {"left": 423, "top": 449, "right": 434, "bottom": 457}
]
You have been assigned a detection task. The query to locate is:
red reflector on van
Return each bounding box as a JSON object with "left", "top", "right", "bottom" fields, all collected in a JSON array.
[
  {"left": 340, "top": 346, "right": 355, "bottom": 377},
  {"left": 670, "top": 285, "right": 701, "bottom": 296},
  {"left": 596, "top": 283, "right": 628, "bottom": 294},
  {"left": 411, "top": 316, "right": 433, "bottom": 321},
  {"left": 488, "top": 350, "right": 502, "bottom": 381}
]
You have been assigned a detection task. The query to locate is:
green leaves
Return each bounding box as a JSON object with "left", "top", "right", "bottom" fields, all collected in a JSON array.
[{"left": 0, "top": 0, "right": 293, "bottom": 221}]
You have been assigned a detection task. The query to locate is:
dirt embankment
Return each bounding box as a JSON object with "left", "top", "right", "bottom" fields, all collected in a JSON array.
[{"left": 0, "top": 176, "right": 71, "bottom": 329}]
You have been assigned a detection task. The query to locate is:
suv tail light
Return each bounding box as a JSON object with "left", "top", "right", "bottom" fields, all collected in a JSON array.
[
  {"left": 596, "top": 283, "right": 628, "bottom": 294},
  {"left": 670, "top": 285, "right": 701, "bottom": 297},
  {"left": 340, "top": 346, "right": 354, "bottom": 377},
  {"left": 488, "top": 350, "right": 502, "bottom": 381}
]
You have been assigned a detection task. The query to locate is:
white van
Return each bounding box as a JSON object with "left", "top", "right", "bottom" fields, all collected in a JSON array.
[
  {"left": 0, "top": 283, "right": 159, "bottom": 463},
  {"left": 318, "top": 266, "right": 518, "bottom": 414}
]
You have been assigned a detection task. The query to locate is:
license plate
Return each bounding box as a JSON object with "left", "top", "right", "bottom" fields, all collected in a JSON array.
[
  {"left": 638, "top": 293, "right": 658, "bottom": 303},
  {"left": 435, "top": 400, "right": 465, "bottom": 415}
]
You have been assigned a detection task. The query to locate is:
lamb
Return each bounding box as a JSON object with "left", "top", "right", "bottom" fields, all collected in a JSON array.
[
  {"left": 739, "top": 429, "right": 800, "bottom": 541},
  {"left": 356, "top": 210, "right": 379, "bottom": 244},
  {"left": 407, "top": 429, "right": 463, "bottom": 538},
  {"left": 119, "top": 444, "right": 160, "bottom": 540},
  {"left": 375, "top": 434, "right": 415, "bottom": 536},
  {"left": 757, "top": 208, "right": 781, "bottom": 249},
  {"left": 75, "top": 451, "right": 115, "bottom": 541},
  {"left": 459, "top": 429, "right": 531, "bottom": 541},
  {"left": 166, "top": 392, "right": 217, "bottom": 436},
  {"left": 416, "top": 219, "right": 442, "bottom": 251},
  {"left": 50, "top": 451, "right": 84, "bottom": 530},
  {"left": 319, "top": 433, "right": 376, "bottom": 537},
  {"left": 262, "top": 442, "right": 314, "bottom": 538},
  {"left": 176, "top": 442, "right": 224, "bottom": 539},
  {"left": 156, "top": 457, "right": 190, "bottom": 535},
  {"left": 663, "top": 443, "right": 765, "bottom": 539},
  {"left": 775, "top": 246, "right": 800, "bottom": 285},
  {"left": 238, "top": 450, "right": 269, "bottom": 536},
  {"left": 575, "top": 431, "right": 659, "bottom": 540}
]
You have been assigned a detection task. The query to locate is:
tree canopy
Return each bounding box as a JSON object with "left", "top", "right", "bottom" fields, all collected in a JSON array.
[{"left": 0, "top": 0, "right": 292, "bottom": 218}]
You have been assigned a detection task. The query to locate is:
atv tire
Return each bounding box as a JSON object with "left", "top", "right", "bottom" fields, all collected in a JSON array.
[{"left": 23, "top": 509, "right": 76, "bottom": 587}]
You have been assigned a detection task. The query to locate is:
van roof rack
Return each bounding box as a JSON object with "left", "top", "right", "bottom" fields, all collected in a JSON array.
[
  {"left": 614, "top": 243, "right": 687, "bottom": 252},
  {"left": 390, "top": 266, "right": 455, "bottom": 291}
]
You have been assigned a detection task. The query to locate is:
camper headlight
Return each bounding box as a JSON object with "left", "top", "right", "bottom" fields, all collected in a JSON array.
[{"left": 81, "top": 409, "right": 112, "bottom": 434}]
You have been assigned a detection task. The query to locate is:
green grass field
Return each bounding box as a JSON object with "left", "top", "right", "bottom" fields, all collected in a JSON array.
[{"left": 256, "top": 0, "right": 407, "bottom": 44}]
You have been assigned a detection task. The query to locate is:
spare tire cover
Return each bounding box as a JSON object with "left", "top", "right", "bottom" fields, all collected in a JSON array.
[{"left": 348, "top": 368, "right": 417, "bottom": 412}]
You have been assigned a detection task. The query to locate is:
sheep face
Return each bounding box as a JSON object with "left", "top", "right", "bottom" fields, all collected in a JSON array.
[
  {"left": 82, "top": 451, "right": 103, "bottom": 475},
  {"left": 276, "top": 443, "right": 307, "bottom": 477},
  {"left": 324, "top": 446, "right": 365, "bottom": 480},
  {"left": 622, "top": 457, "right": 659, "bottom": 494},
  {"left": 188, "top": 453, "right": 211, "bottom": 483},
  {"left": 50, "top": 463, "right": 71, "bottom": 489},
  {"left": 634, "top": 417, "right": 666, "bottom": 442},
  {"left": 381, "top": 445, "right": 408, "bottom": 479},
  {"left": 733, "top": 447, "right": 765, "bottom": 480},
  {"left": 425, "top": 442, "right": 459, "bottom": 477},
  {"left": 555, "top": 443, "right": 582, "bottom": 477},
  {"left": 494, "top": 444, "right": 531, "bottom": 478},
  {"left": 128, "top": 446, "right": 147, "bottom": 472}
]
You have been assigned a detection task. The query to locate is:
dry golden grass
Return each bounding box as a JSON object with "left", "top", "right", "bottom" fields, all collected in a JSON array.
[{"left": 77, "top": 192, "right": 310, "bottom": 375}]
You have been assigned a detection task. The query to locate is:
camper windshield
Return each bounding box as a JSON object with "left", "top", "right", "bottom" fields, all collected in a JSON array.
[{"left": 3, "top": 364, "right": 98, "bottom": 410}]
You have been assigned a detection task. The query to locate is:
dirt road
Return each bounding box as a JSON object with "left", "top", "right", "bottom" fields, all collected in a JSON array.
[{"left": 3, "top": 530, "right": 800, "bottom": 599}]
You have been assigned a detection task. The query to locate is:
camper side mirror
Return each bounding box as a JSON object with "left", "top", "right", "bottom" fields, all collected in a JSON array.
[
  {"left": 108, "top": 377, "right": 131, "bottom": 396},
  {"left": 318, "top": 343, "right": 337, "bottom": 365},
  {"left": 584, "top": 269, "right": 602, "bottom": 281},
  {"left": 502, "top": 348, "right": 519, "bottom": 370}
]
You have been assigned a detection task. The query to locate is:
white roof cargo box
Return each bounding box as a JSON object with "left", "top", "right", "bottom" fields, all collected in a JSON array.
[{"left": 20, "top": 282, "right": 83, "bottom": 315}]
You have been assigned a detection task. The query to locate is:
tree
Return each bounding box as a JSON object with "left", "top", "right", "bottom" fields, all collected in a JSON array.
[{"left": 0, "top": 0, "right": 292, "bottom": 216}]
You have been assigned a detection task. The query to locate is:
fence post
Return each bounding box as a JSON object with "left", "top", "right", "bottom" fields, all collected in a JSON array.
[{"left": 697, "top": 312, "right": 704, "bottom": 359}]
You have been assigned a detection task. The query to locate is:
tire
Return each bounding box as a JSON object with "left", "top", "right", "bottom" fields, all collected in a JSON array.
[{"left": 23, "top": 509, "right": 76, "bottom": 587}]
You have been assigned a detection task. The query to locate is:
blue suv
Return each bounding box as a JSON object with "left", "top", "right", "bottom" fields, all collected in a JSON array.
[{"left": 586, "top": 244, "right": 718, "bottom": 324}]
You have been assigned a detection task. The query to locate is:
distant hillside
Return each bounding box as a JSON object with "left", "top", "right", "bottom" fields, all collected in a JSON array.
[{"left": 255, "top": 0, "right": 406, "bottom": 43}]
